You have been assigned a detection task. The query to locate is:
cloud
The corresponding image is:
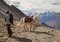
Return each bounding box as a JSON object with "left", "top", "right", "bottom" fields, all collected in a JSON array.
[
  {"left": 52, "top": 0, "right": 60, "bottom": 5},
  {"left": 4, "top": 0, "right": 60, "bottom": 12},
  {"left": 52, "top": 3, "right": 60, "bottom": 5},
  {"left": 20, "top": 0, "right": 60, "bottom": 12}
]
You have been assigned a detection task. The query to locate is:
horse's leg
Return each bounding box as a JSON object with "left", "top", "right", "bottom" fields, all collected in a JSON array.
[
  {"left": 28, "top": 24, "right": 31, "bottom": 32},
  {"left": 31, "top": 24, "right": 34, "bottom": 31},
  {"left": 31, "top": 23, "right": 36, "bottom": 31},
  {"left": 29, "top": 23, "right": 32, "bottom": 32},
  {"left": 30, "top": 22, "right": 33, "bottom": 31},
  {"left": 24, "top": 23, "right": 28, "bottom": 32},
  {"left": 24, "top": 24, "right": 27, "bottom": 32},
  {"left": 24, "top": 23, "right": 30, "bottom": 32},
  {"left": 26, "top": 23, "right": 30, "bottom": 32},
  {"left": 28, "top": 22, "right": 33, "bottom": 31}
]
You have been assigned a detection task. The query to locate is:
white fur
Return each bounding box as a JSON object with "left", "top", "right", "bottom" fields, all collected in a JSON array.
[{"left": 16, "top": 16, "right": 39, "bottom": 31}]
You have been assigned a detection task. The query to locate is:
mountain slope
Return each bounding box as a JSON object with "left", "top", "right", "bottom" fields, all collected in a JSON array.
[{"left": 0, "top": 17, "right": 60, "bottom": 42}]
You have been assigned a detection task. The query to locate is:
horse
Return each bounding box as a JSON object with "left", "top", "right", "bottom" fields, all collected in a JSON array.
[{"left": 16, "top": 16, "right": 39, "bottom": 32}]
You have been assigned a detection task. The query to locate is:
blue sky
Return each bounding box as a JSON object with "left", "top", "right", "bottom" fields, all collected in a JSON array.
[{"left": 4, "top": 0, "right": 60, "bottom": 12}]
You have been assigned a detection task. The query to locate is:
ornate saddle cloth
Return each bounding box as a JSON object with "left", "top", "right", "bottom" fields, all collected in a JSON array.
[{"left": 25, "top": 16, "right": 33, "bottom": 22}]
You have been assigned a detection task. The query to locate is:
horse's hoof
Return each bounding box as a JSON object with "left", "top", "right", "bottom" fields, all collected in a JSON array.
[{"left": 22, "top": 30, "right": 27, "bottom": 32}]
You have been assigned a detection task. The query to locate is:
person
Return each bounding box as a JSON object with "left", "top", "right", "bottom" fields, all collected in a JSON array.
[
  {"left": 9, "top": 13, "right": 14, "bottom": 25},
  {"left": 0, "top": 11, "right": 13, "bottom": 37}
]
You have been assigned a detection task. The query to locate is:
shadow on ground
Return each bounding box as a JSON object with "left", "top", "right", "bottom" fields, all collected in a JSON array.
[
  {"left": 11, "top": 36, "right": 32, "bottom": 42},
  {"left": 31, "top": 31, "right": 54, "bottom": 36}
]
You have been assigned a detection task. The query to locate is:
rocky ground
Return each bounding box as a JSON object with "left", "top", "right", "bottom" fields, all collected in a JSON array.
[{"left": 0, "top": 18, "right": 60, "bottom": 42}]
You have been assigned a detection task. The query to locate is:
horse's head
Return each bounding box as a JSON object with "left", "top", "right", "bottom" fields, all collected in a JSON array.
[{"left": 31, "top": 16, "right": 38, "bottom": 22}]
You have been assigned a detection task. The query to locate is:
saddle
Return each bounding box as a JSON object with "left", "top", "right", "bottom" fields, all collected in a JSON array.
[{"left": 25, "top": 16, "right": 33, "bottom": 22}]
